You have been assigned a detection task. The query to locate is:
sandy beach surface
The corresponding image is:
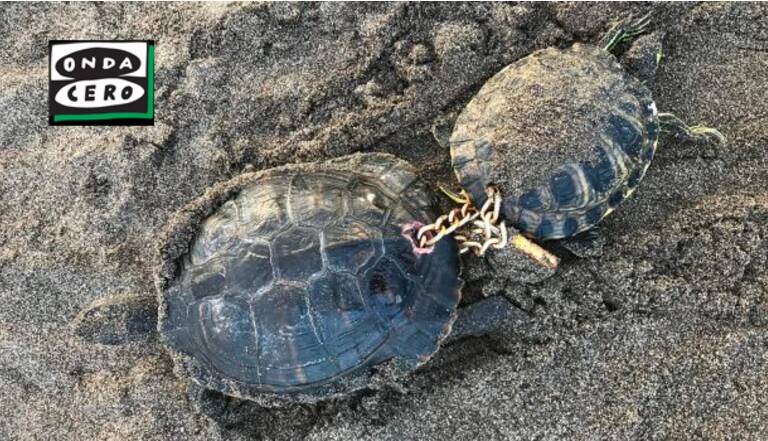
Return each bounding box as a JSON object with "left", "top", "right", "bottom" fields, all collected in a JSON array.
[{"left": 1, "top": 2, "right": 767, "bottom": 440}]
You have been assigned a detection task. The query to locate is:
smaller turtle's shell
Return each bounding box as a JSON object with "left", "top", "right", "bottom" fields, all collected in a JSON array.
[
  {"left": 450, "top": 43, "right": 660, "bottom": 240},
  {"left": 156, "top": 153, "right": 462, "bottom": 402}
]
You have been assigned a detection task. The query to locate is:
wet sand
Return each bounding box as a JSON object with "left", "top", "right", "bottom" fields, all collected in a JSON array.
[{"left": 1, "top": 3, "right": 767, "bottom": 440}]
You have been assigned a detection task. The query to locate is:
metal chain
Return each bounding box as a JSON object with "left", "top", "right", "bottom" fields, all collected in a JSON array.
[{"left": 417, "top": 186, "right": 508, "bottom": 256}]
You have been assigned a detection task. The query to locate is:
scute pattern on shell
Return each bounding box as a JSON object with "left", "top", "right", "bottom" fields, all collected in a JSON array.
[
  {"left": 157, "top": 153, "right": 462, "bottom": 401},
  {"left": 450, "top": 43, "right": 660, "bottom": 240}
]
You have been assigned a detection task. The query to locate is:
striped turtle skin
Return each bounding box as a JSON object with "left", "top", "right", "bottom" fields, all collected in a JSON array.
[
  {"left": 158, "top": 153, "right": 462, "bottom": 402},
  {"left": 450, "top": 43, "right": 660, "bottom": 240}
]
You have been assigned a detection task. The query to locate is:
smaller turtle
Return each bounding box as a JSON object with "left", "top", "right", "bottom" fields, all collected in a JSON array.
[
  {"left": 72, "top": 153, "right": 526, "bottom": 413},
  {"left": 446, "top": 14, "right": 724, "bottom": 258}
]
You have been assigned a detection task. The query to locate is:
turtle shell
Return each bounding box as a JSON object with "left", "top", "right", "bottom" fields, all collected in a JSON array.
[
  {"left": 450, "top": 43, "right": 660, "bottom": 240},
  {"left": 156, "top": 153, "right": 462, "bottom": 402}
]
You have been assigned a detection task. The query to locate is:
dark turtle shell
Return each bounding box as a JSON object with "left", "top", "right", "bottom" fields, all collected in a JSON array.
[
  {"left": 450, "top": 43, "right": 660, "bottom": 240},
  {"left": 156, "top": 153, "right": 462, "bottom": 402}
]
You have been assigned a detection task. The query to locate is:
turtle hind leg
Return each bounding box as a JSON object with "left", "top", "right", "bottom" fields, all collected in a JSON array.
[
  {"left": 658, "top": 112, "right": 726, "bottom": 145},
  {"left": 72, "top": 292, "right": 157, "bottom": 345},
  {"left": 559, "top": 228, "right": 607, "bottom": 259},
  {"left": 188, "top": 383, "right": 241, "bottom": 426},
  {"left": 187, "top": 383, "right": 309, "bottom": 431},
  {"left": 601, "top": 11, "right": 654, "bottom": 54}
]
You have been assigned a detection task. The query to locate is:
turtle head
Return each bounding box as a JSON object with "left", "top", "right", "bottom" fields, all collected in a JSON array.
[
  {"left": 599, "top": 12, "right": 664, "bottom": 87},
  {"left": 620, "top": 31, "right": 664, "bottom": 87},
  {"left": 72, "top": 292, "right": 158, "bottom": 345}
]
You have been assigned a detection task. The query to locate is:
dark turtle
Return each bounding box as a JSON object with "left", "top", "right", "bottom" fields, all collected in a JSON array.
[
  {"left": 72, "top": 153, "right": 524, "bottom": 409},
  {"left": 447, "top": 15, "right": 724, "bottom": 253},
  {"left": 157, "top": 152, "right": 466, "bottom": 403}
]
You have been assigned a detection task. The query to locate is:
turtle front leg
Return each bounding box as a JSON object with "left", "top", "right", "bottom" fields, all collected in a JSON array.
[
  {"left": 447, "top": 296, "right": 529, "bottom": 343},
  {"left": 658, "top": 112, "right": 726, "bottom": 144},
  {"left": 601, "top": 11, "right": 654, "bottom": 54}
]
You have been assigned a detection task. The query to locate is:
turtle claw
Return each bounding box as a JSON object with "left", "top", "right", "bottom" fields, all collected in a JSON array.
[
  {"left": 438, "top": 184, "right": 471, "bottom": 204},
  {"left": 602, "top": 11, "right": 654, "bottom": 53},
  {"left": 658, "top": 112, "right": 726, "bottom": 145}
]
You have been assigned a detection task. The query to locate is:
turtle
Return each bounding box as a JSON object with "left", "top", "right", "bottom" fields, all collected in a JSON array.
[
  {"left": 445, "top": 14, "right": 724, "bottom": 258},
  {"left": 72, "top": 152, "right": 526, "bottom": 412}
]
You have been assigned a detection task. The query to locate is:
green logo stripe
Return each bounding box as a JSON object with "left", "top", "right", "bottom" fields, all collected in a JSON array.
[{"left": 53, "top": 44, "right": 155, "bottom": 123}]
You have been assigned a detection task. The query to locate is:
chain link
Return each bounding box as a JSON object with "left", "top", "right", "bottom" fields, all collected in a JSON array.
[{"left": 417, "top": 186, "right": 508, "bottom": 256}]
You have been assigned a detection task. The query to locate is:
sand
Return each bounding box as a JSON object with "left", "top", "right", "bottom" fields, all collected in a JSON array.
[{"left": 1, "top": 2, "right": 767, "bottom": 440}]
